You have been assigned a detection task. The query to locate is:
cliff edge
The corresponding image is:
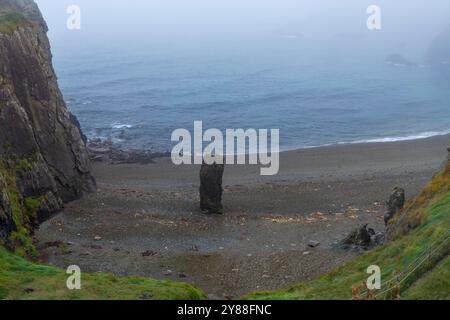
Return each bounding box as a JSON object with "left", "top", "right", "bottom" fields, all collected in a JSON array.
[{"left": 0, "top": 0, "right": 95, "bottom": 254}]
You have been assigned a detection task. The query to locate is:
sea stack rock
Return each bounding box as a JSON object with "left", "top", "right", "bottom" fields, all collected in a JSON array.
[
  {"left": 0, "top": 0, "right": 95, "bottom": 250},
  {"left": 200, "top": 163, "right": 224, "bottom": 214},
  {"left": 384, "top": 187, "right": 405, "bottom": 225}
]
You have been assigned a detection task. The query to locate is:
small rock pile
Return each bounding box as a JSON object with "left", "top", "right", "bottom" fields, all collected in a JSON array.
[{"left": 339, "top": 224, "right": 385, "bottom": 251}]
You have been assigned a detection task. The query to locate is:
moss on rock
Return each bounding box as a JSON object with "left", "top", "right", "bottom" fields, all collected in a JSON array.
[
  {"left": 0, "top": 12, "right": 28, "bottom": 35},
  {"left": 0, "top": 159, "right": 38, "bottom": 257}
]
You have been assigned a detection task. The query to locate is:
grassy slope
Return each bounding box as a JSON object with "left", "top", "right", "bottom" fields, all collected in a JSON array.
[
  {"left": 0, "top": 247, "right": 206, "bottom": 300},
  {"left": 244, "top": 161, "right": 450, "bottom": 300},
  {"left": 402, "top": 255, "right": 450, "bottom": 300}
]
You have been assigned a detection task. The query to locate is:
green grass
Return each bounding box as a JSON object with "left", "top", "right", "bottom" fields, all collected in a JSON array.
[
  {"left": 243, "top": 162, "right": 450, "bottom": 300},
  {"left": 0, "top": 12, "right": 28, "bottom": 35},
  {"left": 402, "top": 255, "right": 450, "bottom": 300},
  {"left": 0, "top": 159, "right": 38, "bottom": 257},
  {"left": 0, "top": 246, "right": 206, "bottom": 300}
]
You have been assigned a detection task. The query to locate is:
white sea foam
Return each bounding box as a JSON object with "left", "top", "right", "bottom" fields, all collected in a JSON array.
[
  {"left": 112, "top": 124, "right": 133, "bottom": 129},
  {"left": 347, "top": 130, "right": 450, "bottom": 144},
  {"left": 281, "top": 129, "right": 450, "bottom": 152}
]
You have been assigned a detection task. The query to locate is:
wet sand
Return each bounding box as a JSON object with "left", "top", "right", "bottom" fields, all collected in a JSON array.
[{"left": 35, "top": 135, "right": 449, "bottom": 299}]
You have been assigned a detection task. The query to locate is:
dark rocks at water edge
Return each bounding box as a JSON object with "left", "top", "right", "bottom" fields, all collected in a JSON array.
[
  {"left": 87, "top": 138, "right": 170, "bottom": 164},
  {"left": 384, "top": 187, "right": 405, "bottom": 225},
  {"left": 0, "top": 0, "right": 95, "bottom": 245},
  {"left": 200, "top": 163, "right": 225, "bottom": 214}
]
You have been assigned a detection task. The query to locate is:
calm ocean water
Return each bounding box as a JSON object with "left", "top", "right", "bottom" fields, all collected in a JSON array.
[{"left": 52, "top": 39, "right": 450, "bottom": 152}]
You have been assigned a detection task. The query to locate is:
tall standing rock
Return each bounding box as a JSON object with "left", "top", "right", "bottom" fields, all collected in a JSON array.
[
  {"left": 200, "top": 163, "right": 224, "bottom": 214},
  {"left": 384, "top": 187, "right": 405, "bottom": 225},
  {"left": 0, "top": 0, "right": 95, "bottom": 249}
]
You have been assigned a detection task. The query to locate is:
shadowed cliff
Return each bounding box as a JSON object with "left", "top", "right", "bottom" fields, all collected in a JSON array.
[{"left": 0, "top": 0, "right": 95, "bottom": 254}]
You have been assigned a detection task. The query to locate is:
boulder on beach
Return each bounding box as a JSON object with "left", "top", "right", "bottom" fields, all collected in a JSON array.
[
  {"left": 339, "top": 224, "right": 385, "bottom": 250},
  {"left": 341, "top": 224, "right": 373, "bottom": 248},
  {"left": 384, "top": 187, "right": 405, "bottom": 226},
  {"left": 200, "top": 163, "right": 225, "bottom": 214}
]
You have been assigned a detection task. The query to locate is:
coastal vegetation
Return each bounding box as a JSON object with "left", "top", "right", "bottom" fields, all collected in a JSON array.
[
  {"left": 0, "top": 12, "right": 27, "bottom": 35},
  {"left": 0, "top": 246, "right": 206, "bottom": 300}
]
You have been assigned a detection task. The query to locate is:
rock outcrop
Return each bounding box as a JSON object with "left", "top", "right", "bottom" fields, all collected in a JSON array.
[
  {"left": 0, "top": 0, "right": 95, "bottom": 252},
  {"left": 199, "top": 163, "right": 224, "bottom": 214},
  {"left": 425, "top": 25, "right": 450, "bottom": 65},
  {"left": 339, "top": 224, "right": 385, "bottom": 251},
  {"left": 384, "top": 187, "right": 405, "bottom": 226},
  {"left": 387, "top": 147, "right": 450, "bottom": 240}
]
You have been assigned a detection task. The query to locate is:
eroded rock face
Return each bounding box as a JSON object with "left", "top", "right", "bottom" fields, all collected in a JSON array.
[
  {"left": 384, "top": 187, "right": 405, "bottom": 226},
  {"left": 199, "top": 163, "right": 224, "bottom": 214},
  {"left": 0, "top": 0, "right": 95, "bottom": 243}
]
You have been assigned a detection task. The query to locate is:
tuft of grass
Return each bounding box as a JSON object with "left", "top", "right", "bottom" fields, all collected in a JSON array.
[
  {"left": 243, "top": 161, "right": 450, "bottom": 300},
  {"left": 0, "top": 247, "right": 206, "bottom": 300},
  {"left": 0, "top": 12, "right": 28, "bottom": 35}
]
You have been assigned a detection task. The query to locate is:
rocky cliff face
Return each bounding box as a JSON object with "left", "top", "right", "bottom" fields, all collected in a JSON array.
[{"left": 0, "top": 0, "right": 95, "bottom": 252}]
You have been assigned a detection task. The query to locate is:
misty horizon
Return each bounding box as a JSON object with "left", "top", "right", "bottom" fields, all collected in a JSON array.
[{"left": 35, "top": 0, "right": 450, "bottom": 62}]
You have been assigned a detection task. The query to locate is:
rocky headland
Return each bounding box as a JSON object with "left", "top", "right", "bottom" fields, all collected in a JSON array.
[{"left": 0, "top": 0, "right": 95, "bottom": 254}]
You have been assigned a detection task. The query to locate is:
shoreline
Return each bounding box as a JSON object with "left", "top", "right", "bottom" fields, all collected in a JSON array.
[
  {"left": 37, "top": 133, "right": 449, "bottom": 298},
  {"left": 87, "top": 130, "right": 450, "bottom": 163},
  {"left": 88, "top": 134, "right": 450, "bottom": 189},
  {"left": 89, "top": 132, "right": 450, "bottom": 167}
]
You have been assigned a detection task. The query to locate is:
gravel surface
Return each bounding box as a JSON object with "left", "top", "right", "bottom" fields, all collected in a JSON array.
[{"left": 35, "top": 135, "right": 449, "bottom": 298}]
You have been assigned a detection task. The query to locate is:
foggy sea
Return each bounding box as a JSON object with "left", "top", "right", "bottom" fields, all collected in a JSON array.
[
  {"left": 53, "top": 41, "right": 450, "bottom": 152},
  {"left": 38, "top": 0, "right": 450, "bottom": 152}
]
